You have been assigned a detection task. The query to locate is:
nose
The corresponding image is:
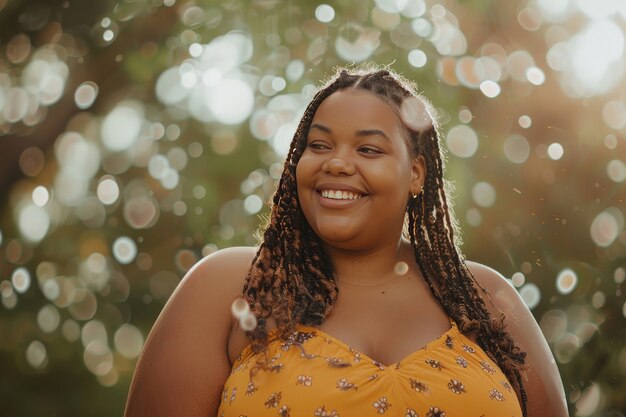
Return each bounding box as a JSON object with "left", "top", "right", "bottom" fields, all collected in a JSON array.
[{"left": 323, "top": 154, "right": 356, "bottom": 176}]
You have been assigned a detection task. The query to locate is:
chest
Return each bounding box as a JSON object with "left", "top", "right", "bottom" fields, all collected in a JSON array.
[
  {"left": 316, "top": 286, "right": 451, "bottom": 366},
  {"left": 220, "top": 324, "right": 522, "bottom": 417}
]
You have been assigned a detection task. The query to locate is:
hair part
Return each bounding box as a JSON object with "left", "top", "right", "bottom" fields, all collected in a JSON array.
[{"left": 241, "top": 65, "right": 528, "bottom": 416}]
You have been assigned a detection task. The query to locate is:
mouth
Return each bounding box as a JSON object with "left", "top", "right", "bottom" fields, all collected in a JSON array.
[{"left": 319, "top": 189, "right": 364, "bottom": 201}]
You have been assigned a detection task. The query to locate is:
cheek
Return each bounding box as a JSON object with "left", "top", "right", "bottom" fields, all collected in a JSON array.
[
  {"left": 295, "top": 154, "right": 316, "bottom": 185},
  {"left": 295, "top": 161, "right": 311, "bottom": 202}
]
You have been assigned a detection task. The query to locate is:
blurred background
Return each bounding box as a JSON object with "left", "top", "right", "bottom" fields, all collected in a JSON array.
[{"left": 0, "top": 0, "right": 624, "bottom": 415}]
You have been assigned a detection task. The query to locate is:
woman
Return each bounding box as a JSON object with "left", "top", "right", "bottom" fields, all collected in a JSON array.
[{"left": 124, "top": 67, "right": 568, "bottom": 417}]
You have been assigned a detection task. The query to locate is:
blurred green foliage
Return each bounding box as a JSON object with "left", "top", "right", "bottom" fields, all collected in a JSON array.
[{"left": 0, "top": 0, "right": 625, "bottom": 416}]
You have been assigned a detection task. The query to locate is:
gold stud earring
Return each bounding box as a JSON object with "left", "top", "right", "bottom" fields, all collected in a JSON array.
[{"left": 412, "top": 185, "right": 424, "bottom": 198}]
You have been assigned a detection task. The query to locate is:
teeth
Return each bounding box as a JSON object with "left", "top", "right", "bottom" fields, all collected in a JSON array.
[{"left": 321, "top": 190, "right": 362, "bottom": 200}]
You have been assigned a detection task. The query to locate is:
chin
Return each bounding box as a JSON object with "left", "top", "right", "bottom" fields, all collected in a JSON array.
[{"left": 311, "top": 223, "right": 360, "bottom": 245}]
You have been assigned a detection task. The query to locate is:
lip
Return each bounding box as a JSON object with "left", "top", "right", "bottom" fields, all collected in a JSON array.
[
  {"left": 314, "top": 182, "right": 368, "bottom": 209},
  {"left": 315, "top": 182, "right": 367, "bottom": 195}
]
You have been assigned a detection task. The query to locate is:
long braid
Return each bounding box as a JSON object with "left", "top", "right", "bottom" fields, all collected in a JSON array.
[
  {"left": 242, "top": 71, "right": 359, "bottom": 345},
  {"left": 242, "top": 66, "right": 528, "bottom": 416}
]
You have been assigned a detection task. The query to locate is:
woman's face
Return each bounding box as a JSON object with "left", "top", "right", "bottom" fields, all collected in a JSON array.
[{"left": 295, "top": 88, "right": 425, "bottom": 251}]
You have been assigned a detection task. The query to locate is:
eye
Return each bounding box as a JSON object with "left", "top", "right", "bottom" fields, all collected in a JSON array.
[
  {"left": 358, "top": 146, "right": 383, "bottom": 155},
  {"left": 307, "top": 141, "right": 330, "bottom": 150}
]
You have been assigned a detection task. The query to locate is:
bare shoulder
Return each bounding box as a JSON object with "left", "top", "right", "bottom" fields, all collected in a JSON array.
[
  {"left": 465, "top": 260, "right": 568, "bottom": 417},
  {"left": 124, "top": 246, "right": 258, "bottom": 417},
  {"left": 465, "top": 261, "right": 513, "bottom": 295},
  {"left": 182, "top": 245, "right": 258, "bottom": 295}
]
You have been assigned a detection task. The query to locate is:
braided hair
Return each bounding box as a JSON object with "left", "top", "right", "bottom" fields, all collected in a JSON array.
[{"left": 241, "top": 66, "right": 528, "bottom": 415}]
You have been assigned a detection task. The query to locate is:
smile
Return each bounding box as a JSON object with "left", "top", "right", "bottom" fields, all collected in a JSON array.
[{"left": 320, "top": 190, "right": 363, "bottom": 200}]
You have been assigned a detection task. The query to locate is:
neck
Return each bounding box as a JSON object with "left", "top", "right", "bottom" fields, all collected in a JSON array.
[{"left": 324, "top": 238, "right": 415, "bottom": 287}]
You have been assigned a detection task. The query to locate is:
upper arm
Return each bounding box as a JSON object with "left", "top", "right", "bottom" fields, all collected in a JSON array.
[
  {"left": 466, "top": 261, "right": 569, "bottom": 417},
  {"left": 124, "top": 246, "right": 257, "bottom": 417}
]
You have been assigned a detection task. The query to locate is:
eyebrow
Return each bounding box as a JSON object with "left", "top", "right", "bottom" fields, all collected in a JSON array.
[{"left": 309, "top": 123, "right": 391, "bottom": 141}]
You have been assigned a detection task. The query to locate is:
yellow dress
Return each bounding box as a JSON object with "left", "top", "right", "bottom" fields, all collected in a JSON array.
[{"left": 217, "top": 320, "right": 522, "bottom": 416}]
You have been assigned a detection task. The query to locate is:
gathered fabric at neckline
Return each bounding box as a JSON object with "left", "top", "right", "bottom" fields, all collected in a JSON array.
[{"left": 233, "top": 319, "right": 459, "bottom": 370}]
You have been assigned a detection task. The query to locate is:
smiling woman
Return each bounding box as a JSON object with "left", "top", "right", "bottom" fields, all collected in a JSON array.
[
  {"left": 296, "top": 89, "right": 423, "bottom": 247},
  {"left": 124, "top": 67, "right": 568, "bottom": 417}
]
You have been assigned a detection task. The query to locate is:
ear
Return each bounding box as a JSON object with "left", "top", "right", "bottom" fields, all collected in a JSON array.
[{"left": 409, "top": 155, "right": 427, "bottom": 196}]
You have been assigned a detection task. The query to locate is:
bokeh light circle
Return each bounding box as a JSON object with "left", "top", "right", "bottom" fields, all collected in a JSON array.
[
  {"left": 18, "top": 203, "right": 50, "bottom": 242},
  {"left": 62, "top": 319, "right": 81, "bottom": 342},
  {"left": 446, "top": 124, "right": 478, "bottom": 158},
  {"left": 503, "top": 134, "right": 530, "bottom": 164},
  {"left": 400, "top": 97, "right": 433, "bottom": 131},
  {"left": 394, "top": 261, "right": 409, "bottom": 275},
  {"left": 465, "top": 208, "right": 482, "bottom": 227},
  {"left": 590, "top": 210, "right": 619, "bottom": 247},
  {"left": 519, "top": 283, "right": 541, "bottom": 309},
  {"left": 96, "top": 178, "right": 120, "bottom": 205},
  {"left": 459, "top": 108, "right": 472, "bottom": 123},
  {"left": 12, "top": 267, "right": 31, "bottom": 293},
  {"left": 123, "top": 196, "right": 159, "bottom": 229},
  {"left": 526, "top": 66, "right": 546, "bottom": 85},
  {"left": 315, "top": 4, "right": 335, "bottom": 23},
  {"left": 68, "top": 288, "right": 98, "bottom": 321},
  {"left": 231, "top": 298, "right": 250, "bottom": 319},
  {"left": 101, "top": 101, "right": 144, "bottom": 152},
  {"left": 112, "top": 236, "right": 137, "bottom": 265},
  {"left": 26, "top": 340, "right": 47, "bottom": 369},
  {"left": 547, "top": 142, "right": 564, "bottom": 160},
  {"left": 37, "top": 304, "right": 61, "bottom": 333},
  {"left": 472, "top": 181, "right": 496, "bottom": 207},
  {"left": 74, "top": 81, "right": 99, "bottom": 109},
  {"left": 208, "top": 78, "right": 254, "bottom": 125},
  {"left": 607, "top": 160, "right": 626, "bottom": 182},
  {"left": 556, "top": 268, "right": 578, "bottom": 295},
  {"left": 408, "top": 49, "right": 428, "bottom": 68},
  {"left": 540, "top": 309, "right": 567, "bottom": 344},
  {"left": 479, "top": 80, "right": 501, "bottom": 98},
  {"left": 511, "top": 272, "right": 525, "bottom": 287},
  {"left": 32, "top": 186, "right": 49, "bottom": 207},
  {"left": 156, "top": 67, "right": 189, "bottom": 105},
  {"left": 335, "top": 23, "right": 380, "bottom": 62},
  {"left": 83, "top": 341, "right": 114, "bottom": 376},
  {"left": 114, "top": 324, "right": 144, "bottom": 359},
  {"left": 243, "top": 194, "right": 263, "bottom": 214}
]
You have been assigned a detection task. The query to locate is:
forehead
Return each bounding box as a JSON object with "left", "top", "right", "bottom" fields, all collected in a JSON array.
[{"left": 311, "top": 89, "right": 402, "bottom": 130}]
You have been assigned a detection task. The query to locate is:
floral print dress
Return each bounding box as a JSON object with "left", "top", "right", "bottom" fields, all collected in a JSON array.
[{"left": 217, "top": 320, "right": 523, "bottom": 417}]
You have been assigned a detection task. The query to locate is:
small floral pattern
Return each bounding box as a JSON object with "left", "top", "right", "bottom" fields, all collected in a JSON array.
[
  {"left": 348, "top": 347, "right": 362, "bottom": 363},
  {"left": 480, "top": 361, "right": 497, "bottom": 374},
  {"left": 455, "top": 355, "right": 468, "bottom": 368},
  {"left": 489, "top": 388, "right": 505, "bottom": 401},
  {"left": 296, "top": 375, "right": 313, "bottom": 387},
  {"left": 325, "top": 357, "right": 350, "bottom": 368},
  {"left": 217, "top": 325, "right": 523, "bottom": 417},
  {"left": 264, "top": 392, "right": 281, "bottom": 408},
  {"left": 447, "top": 379, "right": 466, "bottom": 394},
  {"left": 462, "top": 344, "right": 476, "bottom": 354},
  {"left": 406, "top": 408, "right": 419, "bottom": 417},
  {"left": 445, "top": 335, "right": 454, "bottom": 349},
  {"left": 372, "top": 397, "right": 391, "bottom": 414},
  {"left": 280, "top": 331, "right": 315, "bottom": 351},
  {"left": 336, "top": 378, "right": 357, "bottom": 391},
  {"left": 314, "top": 406, "right": 338, "bottom": 416},
  {"left": 409, "top": 378, "right": 428, "bottom": 393},
  {"left": 425, "top": 358, "right": 444, "bottom": 370},
  {"left": 426, "top": 406, "right": 446, "bottom": 417}
]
